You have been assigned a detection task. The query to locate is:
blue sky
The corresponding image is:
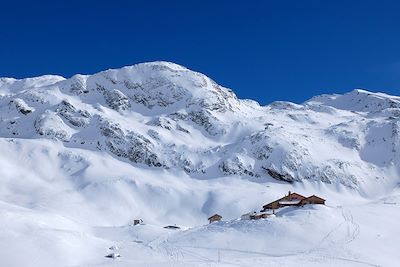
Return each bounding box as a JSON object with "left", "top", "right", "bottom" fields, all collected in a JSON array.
[{"left": 1, "top": 0, "right": 400, "bottom": 104}]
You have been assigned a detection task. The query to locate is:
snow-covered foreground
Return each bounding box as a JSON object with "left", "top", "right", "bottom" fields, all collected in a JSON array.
[
  {"left": 1, "top": 61, "right": 400, "bottom": 266},
  {"left": 2, "top": 187, "right": 399, "bottom": 266},
  {"left": 0, "top": 138, "right": 399, "bottom": 266}
]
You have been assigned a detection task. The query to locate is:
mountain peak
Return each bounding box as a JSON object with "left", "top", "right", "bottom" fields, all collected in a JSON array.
[
  {"left": 97, "top": 61, "right": 190, "bottom": 77},
  {"left": 132, "top": 60, "right": 189, "bottom": 71}
]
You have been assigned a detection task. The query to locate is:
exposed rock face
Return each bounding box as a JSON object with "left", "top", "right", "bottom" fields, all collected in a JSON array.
[
  {"left": 57, "top": 100, "right": 90, "bottom": 127},
  {"left": 220, "top": 156, "right": 256, "bottom": 177},
  {"left": 34, "top": 111, "right": 73, "bottom": 141},
  {"left": 11, "top": 98, "right": 33, "bottom": 115},
  {"left": 99, "top": 119, "right": 163, "bottom": 167},
  {"left": 265, "top": 168, "right": 294, "bottom": 183},
  {"left": 0, "top": 61, "right": 398, "bottom": 189},
  {"left": 103, "top": 89, "right": 131, "bottom": 111}
]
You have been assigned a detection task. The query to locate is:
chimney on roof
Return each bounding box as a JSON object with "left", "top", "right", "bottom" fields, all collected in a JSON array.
[{"left": 288, "top": 191, "right": 291, "bottom": 196}]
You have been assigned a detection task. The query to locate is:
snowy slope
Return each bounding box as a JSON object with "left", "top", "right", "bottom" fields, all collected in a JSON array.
[{"left": 0, "top": 62, "right": 399, "bottom": 266}]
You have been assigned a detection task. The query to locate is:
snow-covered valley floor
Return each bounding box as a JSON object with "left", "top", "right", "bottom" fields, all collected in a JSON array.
[{"left": 2, "top": 186, "right": 399, "bottom": 267}]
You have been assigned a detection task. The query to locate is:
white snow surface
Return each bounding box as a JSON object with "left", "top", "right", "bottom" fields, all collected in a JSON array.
[{"left": 0, "top": 61, "right": 399, "bottom": 266}]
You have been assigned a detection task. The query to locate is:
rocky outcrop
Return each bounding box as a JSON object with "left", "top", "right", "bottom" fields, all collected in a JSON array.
[
  {"left": 56, "top": 100, "right": 90, "bottom": 127},
  {"left": 99, "top": 119, "right": 163, "bottom": 167},
  {"left": 10, "top": 98, "right": 33, "bottom": 115},
  {"left": 34, "top": 111, "right": 73, "bottom": 141}
]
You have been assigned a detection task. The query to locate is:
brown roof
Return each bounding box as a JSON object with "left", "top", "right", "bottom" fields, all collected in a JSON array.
[
  {"left": 262, "top": 192, "right": 306, "bottom": 208},
  {"left": 286, "top": 192, "right": 306, "bottom": 199},
  {"left": 208, "top": 214, "right": 222, "bottom": 220},
  {"left": 302, "top": 195, "right": 325, "bottom": 201}
]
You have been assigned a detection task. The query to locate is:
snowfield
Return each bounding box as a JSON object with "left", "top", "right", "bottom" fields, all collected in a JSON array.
[{"left": 0, "top": 61, "right": 399, "bottom": 266}]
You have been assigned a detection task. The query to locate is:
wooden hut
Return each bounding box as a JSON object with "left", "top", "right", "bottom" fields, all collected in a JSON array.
[{"left": 208, "top": 214, "right": 222, "bottom": 224}]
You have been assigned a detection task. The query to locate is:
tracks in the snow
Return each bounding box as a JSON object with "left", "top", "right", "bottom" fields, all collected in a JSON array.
[{"left": 341, "top": 208, "right": 360, "bottom": 244}]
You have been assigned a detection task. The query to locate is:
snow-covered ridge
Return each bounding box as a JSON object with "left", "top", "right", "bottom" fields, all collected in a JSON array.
[
  {"left": 306, "top": 88, "right": 400, "bottom": 113},
  {"left": 0, "top": 61, "right": 399, "bottom": 191}
]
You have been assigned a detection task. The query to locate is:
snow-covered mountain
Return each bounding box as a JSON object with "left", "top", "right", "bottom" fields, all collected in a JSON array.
[
  {"left": 1, "top": 62, "right": 399, "bottom": 266},
  {"left": 1, "top": 61, "right": 399, "bottom": 189}
]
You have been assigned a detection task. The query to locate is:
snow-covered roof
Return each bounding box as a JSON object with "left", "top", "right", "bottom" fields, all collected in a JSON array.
[{"left": 279, "top": 200, "right": 301, "bottom": 205}]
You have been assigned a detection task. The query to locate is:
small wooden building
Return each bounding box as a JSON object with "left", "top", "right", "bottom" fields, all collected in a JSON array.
[
  {"left": 208, "top": 214, "right": 222, "bottom": 224},
  {"left": 299, "top": 195, "right": 325, "bottom": 206}
]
